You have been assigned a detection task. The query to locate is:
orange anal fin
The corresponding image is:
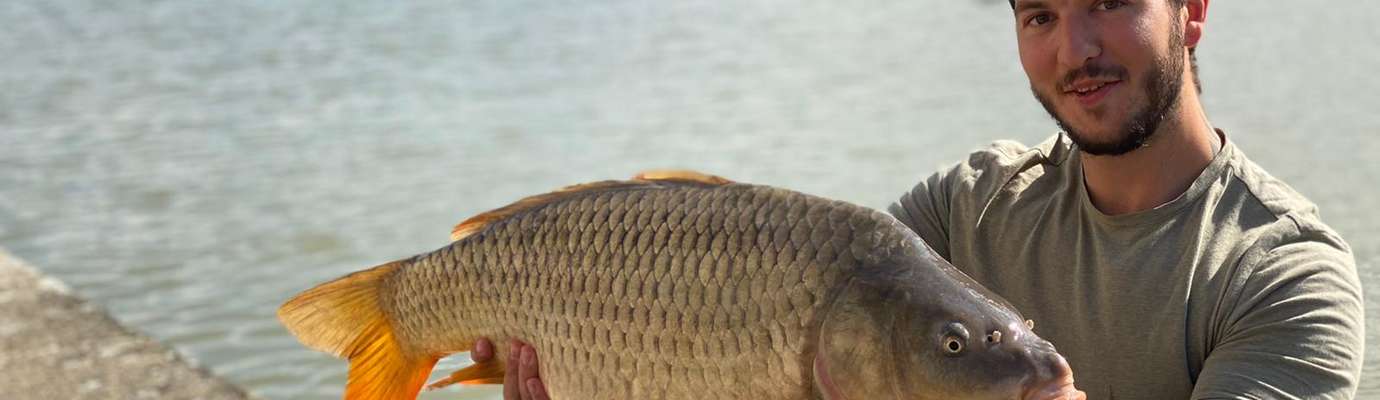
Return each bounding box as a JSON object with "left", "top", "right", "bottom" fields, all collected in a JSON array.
[
  {"left": 426, "top": 360, "right": 507, "bottom": 390},
  {"left": 343, "top": 322, "right": 440, "bottom": 400}
]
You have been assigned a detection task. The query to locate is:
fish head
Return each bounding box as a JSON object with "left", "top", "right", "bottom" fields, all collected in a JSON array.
[{"left": 815, "top": 247, "right": 1080, "bottom": 400}]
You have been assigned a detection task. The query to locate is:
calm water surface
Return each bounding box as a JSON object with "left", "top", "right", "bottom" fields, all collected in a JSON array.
[{"left": 2, "top": 1, "right": 1377, "bottom": 399}]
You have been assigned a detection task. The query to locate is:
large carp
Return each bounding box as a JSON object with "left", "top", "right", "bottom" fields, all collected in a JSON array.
[{"left": 279, "top": 171, "right": 1082, "bottom": 400}]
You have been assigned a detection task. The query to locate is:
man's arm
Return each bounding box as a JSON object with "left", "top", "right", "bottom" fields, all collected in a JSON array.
[{"left": 1191, "top": 237, "right": 1364, "bottom": 399}]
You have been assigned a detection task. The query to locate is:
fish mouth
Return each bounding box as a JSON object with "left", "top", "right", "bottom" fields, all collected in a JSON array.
[
  {"left": 1019, "top": 353, "right": 1084, "bottom": 400},
  {"left": 1021, "top": 379, "right": 1083, "bottom": 400}
]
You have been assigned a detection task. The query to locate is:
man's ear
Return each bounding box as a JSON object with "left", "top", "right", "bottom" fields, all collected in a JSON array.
[{"left": 1184, "top": 0, "right": 1209, "bottom": 48}]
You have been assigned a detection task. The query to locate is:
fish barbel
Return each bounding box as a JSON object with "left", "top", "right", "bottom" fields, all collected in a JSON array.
[{"left": 279, "top": 171, "right": 1081, "bottom": 400}]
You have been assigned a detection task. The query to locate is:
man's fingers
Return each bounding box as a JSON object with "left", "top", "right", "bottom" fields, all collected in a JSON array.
[
  {"left": 500, "top": 340, "right": 547, "bottom": 400},
  {"left": 518, "top": 344, "right": 539, "bottom": 399},
  {"left": 504, "top": 341, "right": 522, "bottom": 400},
  {"left": 527, "top": 377, "right": 550, "bottom": 400},
  {"left": 472, "top": 338, "right": 494, "bottom": 363}
]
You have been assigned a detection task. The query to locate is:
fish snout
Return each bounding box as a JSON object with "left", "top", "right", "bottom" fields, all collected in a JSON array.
[{"left": 1026, "top": 337, "right": 1059, "bottom": 356}]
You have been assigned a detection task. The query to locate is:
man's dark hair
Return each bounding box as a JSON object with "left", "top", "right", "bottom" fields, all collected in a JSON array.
[
  {"left": 1008, "top": 0, "right": 1187, "bottom": 6},
  {"left": 1008, "top": 0, "right": 1201, "bottom": 93}
]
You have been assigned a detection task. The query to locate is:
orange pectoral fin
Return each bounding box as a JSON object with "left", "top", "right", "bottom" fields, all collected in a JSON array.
[{"left": 426, "top": 359, "right": 507, "bottom": 390}]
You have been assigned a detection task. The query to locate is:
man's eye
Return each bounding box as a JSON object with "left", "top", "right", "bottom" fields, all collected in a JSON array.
[
  {"left": 1027, "top": 13, "right": 1053, "bottom": 26},
  {"left": 1097, "top": 0, "right": 1124, "bottom": 11}
]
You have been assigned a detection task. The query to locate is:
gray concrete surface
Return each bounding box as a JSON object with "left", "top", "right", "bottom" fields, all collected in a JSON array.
[{"left": 0, "top": 248, "right": 254, "bottom": 400}]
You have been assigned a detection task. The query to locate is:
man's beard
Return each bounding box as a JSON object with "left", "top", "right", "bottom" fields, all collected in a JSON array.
[{"left": 1033, "top": 28, "right": 1186, "bottom": 156}]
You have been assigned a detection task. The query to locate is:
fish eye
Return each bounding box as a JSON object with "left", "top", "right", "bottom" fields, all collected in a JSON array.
[
  {"left": 940, "top": 322, "right": 969, "bottom": 356},
  {"left": 943, "top": 336, "right": 964, "bottom": 354}
]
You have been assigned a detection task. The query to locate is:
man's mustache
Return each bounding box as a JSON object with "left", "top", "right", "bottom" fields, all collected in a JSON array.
[{"left": 1059, "top": 63, "right": 1130, "bottom": 90}]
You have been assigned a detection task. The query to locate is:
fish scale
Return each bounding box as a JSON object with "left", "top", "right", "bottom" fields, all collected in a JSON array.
[{"left": 372, "top": 183, "right": 881, "bottom": 399}]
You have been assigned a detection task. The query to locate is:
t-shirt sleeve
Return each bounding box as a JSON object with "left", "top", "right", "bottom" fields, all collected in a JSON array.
[
  {"left": 888, "top": 163, "right": 962, "bottom": 261},
  {"left": 887, "top": 139, "right": 1046, "bottom": 262},
  {"left": 1191, "top": 234, "right": 1364, "bottom": 399}
]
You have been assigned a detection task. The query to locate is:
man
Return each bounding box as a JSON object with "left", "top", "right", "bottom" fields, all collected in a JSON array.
[{"left": 476, "top": 0, "right": 1365, "bottom": 398}]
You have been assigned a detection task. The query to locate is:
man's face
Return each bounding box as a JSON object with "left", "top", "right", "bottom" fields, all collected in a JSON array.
[{"left": 1014, "top": 0, "right": 1187, "bottom": 156}]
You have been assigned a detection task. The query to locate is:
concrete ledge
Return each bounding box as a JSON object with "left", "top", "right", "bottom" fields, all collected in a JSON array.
[{"left": 0, "top": 248, "right": 254, "bottom": 400}]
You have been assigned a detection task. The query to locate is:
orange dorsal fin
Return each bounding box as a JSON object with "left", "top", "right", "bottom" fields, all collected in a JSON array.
[
  {"left": 449, "top": 170, "right": 734, "bottom": 242},
  {"left": 632, "top": 169, "right": 734, "bottom": 185},
  {"left": 278, "top": 261, "right": 440, "bottom": 400},
  {"left": 448, "top": 180, "right": 643, "bottom": 242}
]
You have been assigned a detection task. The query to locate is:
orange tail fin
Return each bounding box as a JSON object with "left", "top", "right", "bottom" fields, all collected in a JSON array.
[{"left": 277, "top": 261, "right": 439, "bottom": 400}]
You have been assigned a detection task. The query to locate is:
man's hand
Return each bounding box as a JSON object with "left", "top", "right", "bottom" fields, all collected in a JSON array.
[{"left": 472, "top": 338, "right": 549, "bottom": 400}]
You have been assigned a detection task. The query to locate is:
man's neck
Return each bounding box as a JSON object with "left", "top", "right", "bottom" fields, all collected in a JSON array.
[{"left": 1080, "top": 93, "right": 1221, "bottom": 216}]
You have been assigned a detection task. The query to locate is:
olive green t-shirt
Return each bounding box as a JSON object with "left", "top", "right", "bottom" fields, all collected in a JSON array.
[{"left": 889, "top": 133, "right": 1363, "bottom": 399}]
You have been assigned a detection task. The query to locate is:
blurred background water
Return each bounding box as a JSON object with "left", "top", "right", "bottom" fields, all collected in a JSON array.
[{"left": 1, "top": 1, "right": 1376, "bottom": 399}]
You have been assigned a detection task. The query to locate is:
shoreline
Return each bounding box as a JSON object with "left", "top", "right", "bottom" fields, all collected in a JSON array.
[{"left": 0, "top": 248, "right": 255, "bottom": 400}]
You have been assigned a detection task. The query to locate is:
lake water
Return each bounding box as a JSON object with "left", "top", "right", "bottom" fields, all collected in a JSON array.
[{"left": 2, "top": 1, "right": 1376, "bottom": 399}]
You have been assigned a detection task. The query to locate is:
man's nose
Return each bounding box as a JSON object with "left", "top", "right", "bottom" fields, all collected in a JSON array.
[{"left": 1057, "top": 16, "right": 1102, "bottom": 69}]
